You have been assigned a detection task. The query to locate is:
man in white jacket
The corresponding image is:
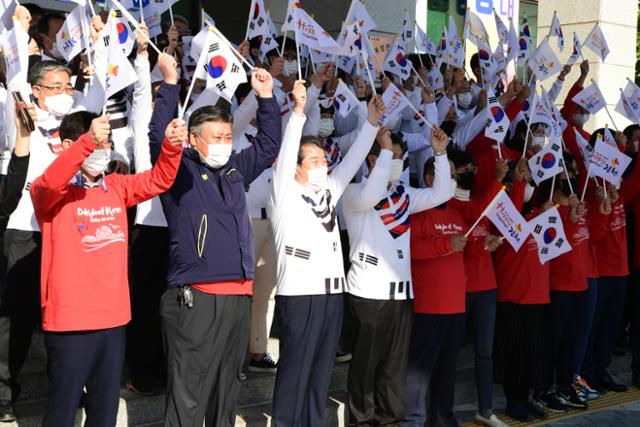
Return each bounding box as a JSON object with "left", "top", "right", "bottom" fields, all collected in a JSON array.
[
  {"left": 342, "top": 126, "right": 453, "bottom": 425},
  {"left": 268, "top": 81, "right": 384, "bottom": 427}
]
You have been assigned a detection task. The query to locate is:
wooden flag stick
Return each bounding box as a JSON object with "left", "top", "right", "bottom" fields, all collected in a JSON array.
[{"left": 465, "top": 186, "right": 507, "bottom": 238}]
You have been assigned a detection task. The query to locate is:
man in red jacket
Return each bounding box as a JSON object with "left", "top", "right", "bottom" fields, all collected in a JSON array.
[{"left": 30, "top": 111, "right": 185, "bottom": 426}]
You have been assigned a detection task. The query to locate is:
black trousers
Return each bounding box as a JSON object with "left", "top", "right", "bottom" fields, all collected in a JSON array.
[
  {"left": 347, "top": 295, "right": 412, "bottom": 426},
  {"left": 272, "top": 294, "right": 343, "bottom": 427},
  {"left": 126, "top": 225, "right": 169, "bottom": 384},
  {"left": 43, "top": 326, "right": 126, "bottom": 427},
  {"left": 161, "top": 288, "right": 250, "bottom": 427},
  {"left": 0, "top": 229, "right": 41, "bottom": 403}
]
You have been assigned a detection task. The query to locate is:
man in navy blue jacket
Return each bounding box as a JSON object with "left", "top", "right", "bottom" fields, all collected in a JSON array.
[{"left": 148, "top": 68, "right": 282, "bottom": 426}]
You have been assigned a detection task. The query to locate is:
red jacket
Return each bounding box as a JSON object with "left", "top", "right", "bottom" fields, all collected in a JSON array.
[
  {"left": 31, "top": 133, "right": 182, "bottom": 332},
  {"left": 449, "top": 180, "right": 503, "bottom": 292},
  {"left": 410, "top": 204, "right": 467, "bottom": 314},
  {"left": 493, "top": 180, "right": 550, "bottom": 304}
]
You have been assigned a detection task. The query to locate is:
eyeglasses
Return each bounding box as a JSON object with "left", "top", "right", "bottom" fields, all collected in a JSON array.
[{"left": 35, "top": 84, "right": 74, "bottom": 96}]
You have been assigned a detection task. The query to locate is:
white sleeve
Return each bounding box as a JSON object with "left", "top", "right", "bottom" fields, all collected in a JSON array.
[
  {"left": 547, "top": 78, "right": 564, "bottom": 104},
  {"left": 402, "top": 131, "right": 430, "bottom": 153},
  {"left": 436, "top": 95, "right": 453, "bottom": 125},
  {"left": 305, "top": 84, "right": 321, "bottom": 117},
  {"left": 342, "top": 149, "right": 392, "bottom": 213},
  {"left": 452, "top": 108, "right": 488, "bottom": 150},
  {"left": 232, "top": 89, "right": 259, "bottom": 135},
  {"left": 271, "top": 112, "right": 306, "bottom": 205},
  {"left": 328, "top": 120, "right": 379, "bottom": 199},
  {"left": 302, "top": 84, "right": 321, "bottom": 136},
  {"left": 408, "top": 153, "right": 453, "bottom": 214},
  {"left": 424, "top": 102, "right": 437, "bottom": 127},
  {"left": 131, "top": 55, "right": 153, "bottom": 172}
]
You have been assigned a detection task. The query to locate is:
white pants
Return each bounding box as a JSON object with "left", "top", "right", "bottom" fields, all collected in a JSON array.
[{"left": 250, "top": 218, "right": 278, "bottom": 354}]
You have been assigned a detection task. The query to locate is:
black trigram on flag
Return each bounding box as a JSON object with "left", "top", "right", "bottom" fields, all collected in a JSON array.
[
  {"left": 541, "top": 247, "right": 549, "bottom": 255},
  {"left": 209, "top": 42, "right": 220, "bottom": 53},
  {"left": 494, "top": 125, "right": 504, "bottom": 134},
  {"left": 216, "top": 81, "right": 227, "bottom": 91},
  {"left": 337, "top": 94, "right": 347, "bottom": 103},
  {"left": 548, "top": 216, "right": 557, "bottom": 224},
  {"left": 231, "top": 63, "right": 240, "bottom": 73},
  {"left": 537, "top": 170, "right": 544, "bottom": 178},
  {"left": 387, "top": 60, "right": 396, "bottom": 68},
  {"left": 551, "top": 142, "right": 560, "bottom": 151},
  {"left": 534, "top": 224, "right": 543, "bottom": 234},
  {"left": 256, "top": 17, "right": 265, "bottom": 27},
  {"left": 555, "top": 238, "right": 565, "bottom": 248}
]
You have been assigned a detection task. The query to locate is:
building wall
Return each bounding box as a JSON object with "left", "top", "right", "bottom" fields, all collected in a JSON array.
[{"left": 537, "top": 0, "right": 638, "bottom": 130}]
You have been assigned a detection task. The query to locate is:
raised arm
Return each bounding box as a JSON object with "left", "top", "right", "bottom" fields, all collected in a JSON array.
[
  {"left": 270, "top": 80, "right": 307, "bottom": 204},
  {"left": 329, "top": 96, "right": 384, "bottom": 198},
  {"left": 235, "top": 68, "right": 283, "bottom": 185},
  {"left": 149, "top": 54, "right": 181, "bottom": 164},
  {"left": 342, "top": 128, "right": 393, "bottom": 213},
  {"left": 131, "top": 23, "right": 154, "bottom": 172}
]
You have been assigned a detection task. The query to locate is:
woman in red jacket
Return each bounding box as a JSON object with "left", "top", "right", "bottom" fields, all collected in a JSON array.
[{"left": 493, "top": 159, "right": 560, "bottom": 421}]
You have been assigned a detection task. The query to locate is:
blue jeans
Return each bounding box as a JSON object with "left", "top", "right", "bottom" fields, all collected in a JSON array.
[
  {"left": 582, "top": 276, "right": 628, "bottom": 380},
  {"left": 550, "top": 279, "right": 597, "bottom": 389},
  {"left": 465, "top": 289, "right": 496, "bottom": 414}
]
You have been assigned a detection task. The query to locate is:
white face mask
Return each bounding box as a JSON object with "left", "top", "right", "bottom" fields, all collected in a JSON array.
[
  {"left": 531, "top": 135, "right": 545, "bottom": 148},
  {"left": 389, "top": 159, "right": 404, "bottom": 182},
  {"left": 457, "top": 92, "right": 472, "bottom": 109},
  {"left": 82, "top": 148, "right": 112, "bottom": 177},
  {"left": 523, "top": 184, "right": 535, "bottom": 203},
  {"left": 573, "top": 113, "right": 589, "bottom": 127},
  {"left": 44, "top": 93, "right": 74, "bottom": 117},
  {"left": 306, "top": 166, "right": 328, "bottom": 191},
  {"left": 318, "top": 118, "right": 335, "bottom": 138},
  {"left": 203, "top": 143, "right": 232, "bottom": 169},
  {"left": 283, "top": 59, "right": 298, "bottom": 76}
]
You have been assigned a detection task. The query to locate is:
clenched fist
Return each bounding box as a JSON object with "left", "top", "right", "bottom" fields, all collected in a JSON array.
[
  {"left": 165, "top": 119, "right": 188, "bottom": 146},
  {"left": 89, "top": 115, "right": 111, "bottom": 146}
]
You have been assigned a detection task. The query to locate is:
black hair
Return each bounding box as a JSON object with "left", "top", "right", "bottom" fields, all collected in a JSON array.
[
  {"left": 59, "top": 111, "right": 99, "bottom": 142},
  {"left": 588, "top": 128, "right": 609, "bottom": 147},
  {"left": 297, "top": 137, "right": 325, "bottom": 165},
  {"left": 23, "top": 3, "right": 44, "bottom": 18},
  {"left": 448, "top": 147, "right": 475, "bottom": 168},
  {"left": 36, "top": 12, "right": 65, "bottom": 37},
  {"left": 624, "top": 124, "right": 640, "bottom": 142},
  {"left": 188, "top": 106, "right": 233, "bottom": 133},
  {"left": 235, "top": 82, "right": 252, "bottom": 104},
  {"left": 365, "top": 133, "right": 408, "bottom": 169},
  {"left": 470, "top": 53, "right": 479, "bottom": 71},
  {"left": 423, "top": 156, "right": 436, "bottom": 178}
]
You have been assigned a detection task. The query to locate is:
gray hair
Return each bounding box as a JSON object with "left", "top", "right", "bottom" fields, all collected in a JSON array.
[
  {"left": 28, "top": 60, "right": 71, "bottom": 86},
  {"left": 188, "top": 106, "right": 233, "bottom": 134}
]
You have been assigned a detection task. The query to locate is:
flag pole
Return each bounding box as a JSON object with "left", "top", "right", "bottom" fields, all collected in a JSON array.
[
  {"left": 549, "top": 175, "right": 556, "bottom": 202},
  {"left": 601, "top": 177, "right": 608, "bottom": 199},
  {"left": 559, "top": 137, "right": 575, "bottom": 194},
  {"left": 295, "top": 36, "right": 302, "bottom": 80},
  {"left": 409, "top": 62, "right": 427, "bottom": 87},
  {"left": 139, "top": 1, "right": 144, "bottom": 22},
  {"left": 280, "top": 31, "right": 288, "bottom": 57},
  {"left": 361, "top": 52, "right": 376, "bottom": 96},
  {"left": 465, "top": 186, "right": 506, "bottom": 238},
  {"left": 179, "top": 28, "right": 213, "bottom": 120},
  {"left": 521, "top": 76, "right": 537, "bottom": 158},
  {"left": 87, "top": 0, "right": 97, "bottom": 17},
  {"left": 168, "top": 0, "right": 175, "bottom": 26},
  {"left": 210, "top": 26, "right": 254, "bottom": 70},
  {"left": 111, "top": 0, "right": 162, "bottom": 55},
  {"left": 580, "top": 168, "right": 591, "bottom": 201}
]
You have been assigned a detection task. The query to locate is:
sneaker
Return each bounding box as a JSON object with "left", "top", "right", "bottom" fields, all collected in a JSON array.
[
  {"left": 0, "top": 402, "right": 16, "bottom": 422},
  {"left": 335, "top": 346, "right": 352, "bottom": 363},
  {"left": 533, "top": 392, "right": 568, "bottom": 414},
  {"left": 240, "top": 369, "right": 247, "bottom": 381},
  {"left": 474, "top": 412, "right": 510, "bottom": 427},
  {"left": 505, "top": 403, "right": 534, "bottom": 422},
  {"left": 557, "top": 388, "right": 588, "bottom": 409},
  {"left": 574, "top": 376, "right": 599, "bottom": 400},
  {"left": 600, "top": 373, "right": 628, "bottom": 393},
  {"left": 248, "top": 353, "right": 278, "bottom": 374}
]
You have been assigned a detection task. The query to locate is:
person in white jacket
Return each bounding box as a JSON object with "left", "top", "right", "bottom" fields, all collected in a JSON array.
[
  {"left": 342, "top": 126, "right": 453, "bottom": 425},
  {"left": 268, "top": 81, "right": 384, "bottom": 427}
]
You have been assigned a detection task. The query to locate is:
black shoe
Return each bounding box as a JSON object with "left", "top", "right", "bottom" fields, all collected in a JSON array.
[
  {"left": 248, "top": 353, "right": 278, "bottom": 374},
  {"left": 632, "top": 372, "right": 640, "bottom": 389},
  {"left": 0, "top": 402, "right": 16, "bottom": 422},
  {"left": 557, "top": 388, "right": 588, "bottom": 409},
  {"left": 600, "top": 373, "right": 628, "bottom": 392},
  {"left": 533, "top": 392, "right": 568, "bottom": 414},
  {"left": 505, "top": 403, "right": 535, "bottom": 422},
  {"left": 335, "top": 346, "right": 352, "bottom": 363},
  {"left": 524, "top": 401, "right": 548, "bottom": 419}
]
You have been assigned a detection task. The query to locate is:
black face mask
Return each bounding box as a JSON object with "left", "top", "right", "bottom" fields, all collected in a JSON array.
[
  {"left": 457, "top": 171, "right": 475, "bottom": 190},
  {"left": 440, "top": 120, "right": 456, "bottom": 137}
]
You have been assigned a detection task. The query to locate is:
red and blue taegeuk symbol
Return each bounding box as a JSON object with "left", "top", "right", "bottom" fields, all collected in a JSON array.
[
  {"left": 208, "top": 56, "right": 227, "bottom": 79},
  {"left": 396, "top": 54, "right": 407, "bottom": 66},
  {"left": 490, "top": 106, "right": 504, "bottom": 121},
  {"left": 543, "top": 227, "right": 557, "bottom": 244},
  {"left": 519, "top": 37, "right": 528, "bottom": 50},
  {"left": 541, "top": 152, "right": 556, "bottom": 169},
  {"left": 253, "top": 3, "right": 260, "bottom": 19},
  {"left": 478, "top": 49, "right": 490, "bottom": 61},
  {"left": 117, "top": 22, "right": 128, "bottom": 44}
]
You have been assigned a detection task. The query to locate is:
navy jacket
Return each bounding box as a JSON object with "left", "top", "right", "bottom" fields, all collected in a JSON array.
[{"left": 149, "top": 83, "right": 282, "bottom": 287}]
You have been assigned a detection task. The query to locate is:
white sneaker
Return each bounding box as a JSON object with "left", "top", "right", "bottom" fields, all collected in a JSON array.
[{"left": 474, "top": 413, "right": 510, "bottom": 427}]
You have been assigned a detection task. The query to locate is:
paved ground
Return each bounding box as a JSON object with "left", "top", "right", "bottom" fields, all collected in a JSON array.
[{"left": 543, "top": 402, "right": 640, "bottom": 426}]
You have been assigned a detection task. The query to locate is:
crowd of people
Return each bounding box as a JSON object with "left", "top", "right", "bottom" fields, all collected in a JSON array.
[{"left": 0, "top": 2, "right": 640, "bottom": 427}]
